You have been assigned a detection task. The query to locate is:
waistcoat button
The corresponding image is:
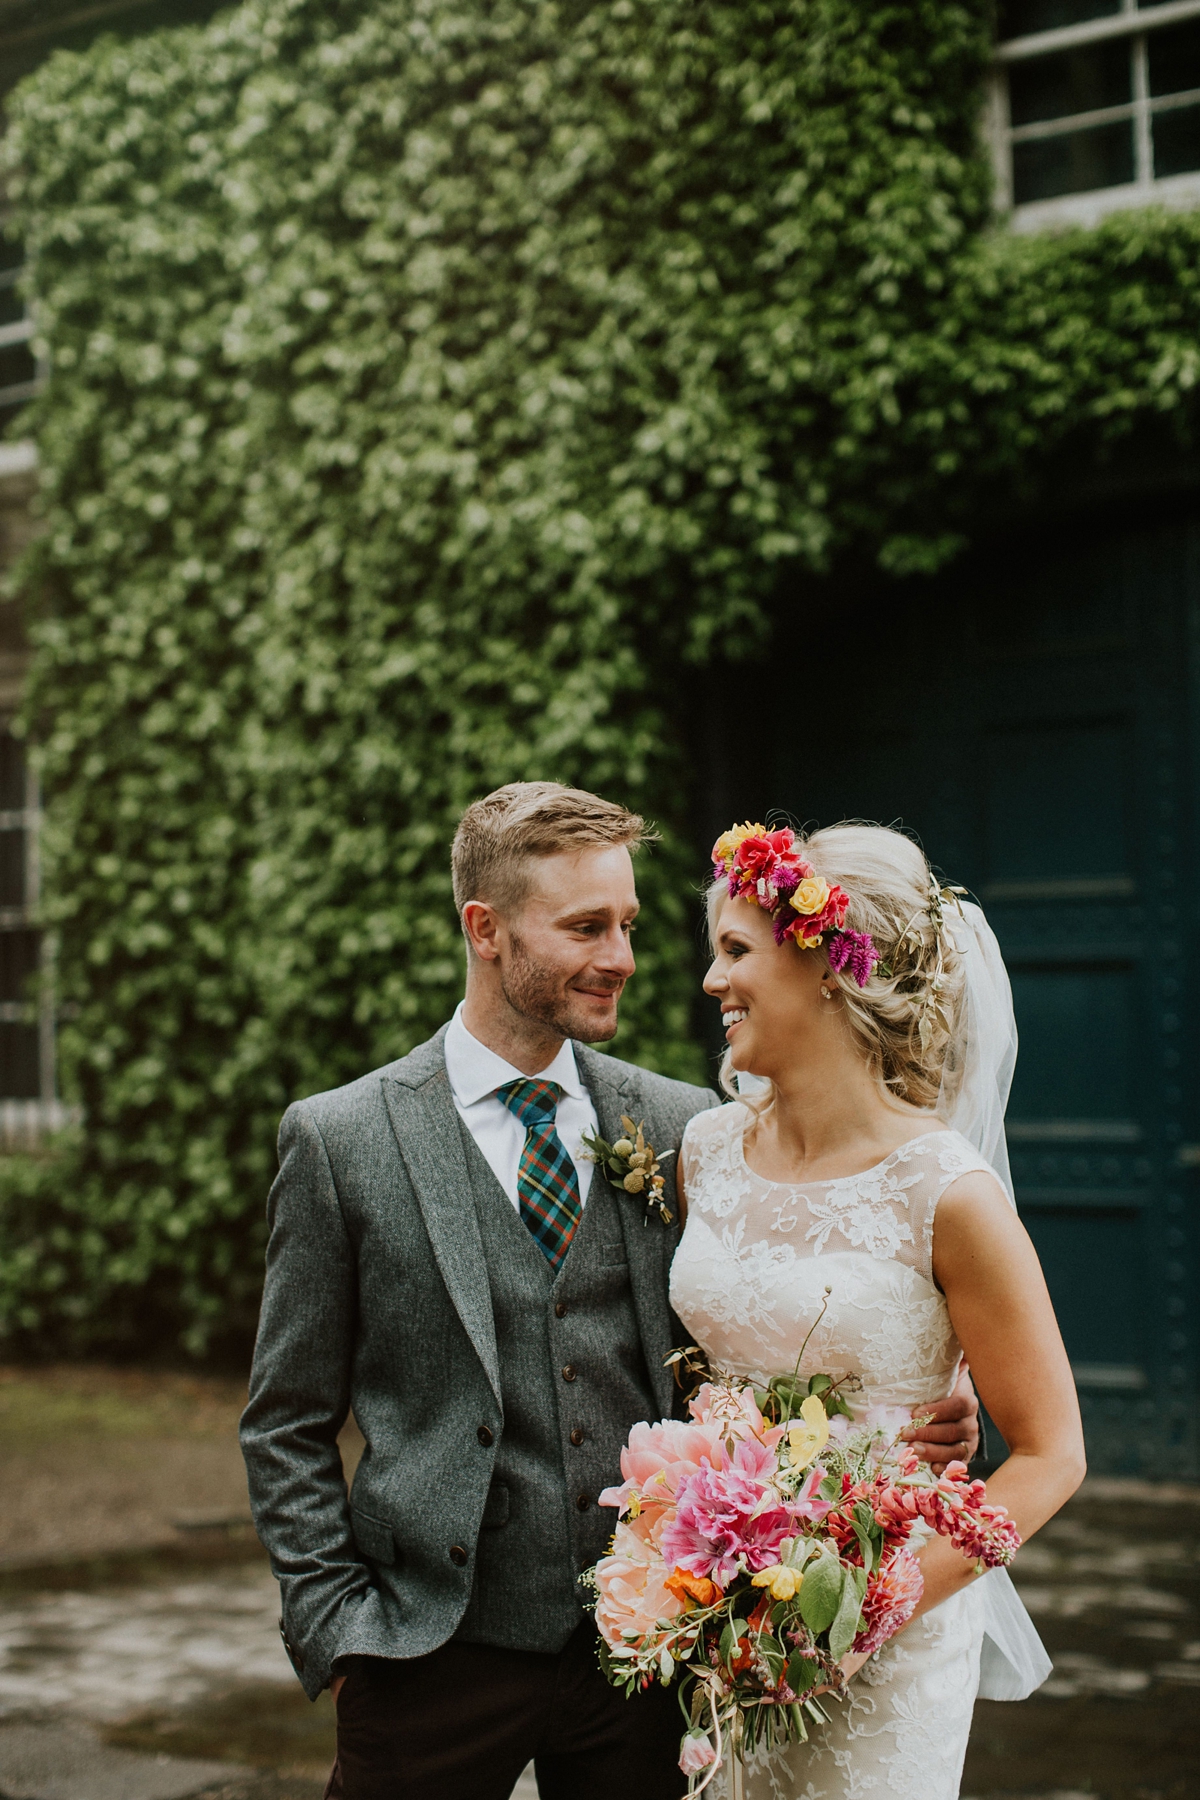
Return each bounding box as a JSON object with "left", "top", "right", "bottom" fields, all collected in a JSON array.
[
  {"left": 555, "top": 1301, "right": 568, "bottom": 1318},
  {"left": 561, "top": 1365, "right": 577, "bottom": 1382},
  {"left": 576, "top": 1492, "right": 591, "bottom": 1511},
  {"left": 449, "top": 1544, "right": 468, "bottom": 1567},
  {"left": 569, "top": 1427, "right": 585, "bottom": 1446},
  {"left": 477, "top": 1425, "right": 494, "bottom": 1447}
]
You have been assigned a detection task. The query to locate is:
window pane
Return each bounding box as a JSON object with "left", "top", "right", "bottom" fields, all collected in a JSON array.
[
  {"left": 0, "top": 735, "right": 25, "bottom": 812},
  {"left": 1002, "top": 0, "right": 1119, "bottom": 36},
  {"left": 0, "top": 1024, "right": 40, "bottom": 1099},
  {"left": 1154, "top": 101, "right": 1200, "bottom": 175},
  {"left": 0, "top": 832, "right": 25, "bottom": 909},
  {"left": 0, "top": 932, "right": 38, "bottom": 1004},
  {"left": 1009, "top": 41, "right": 1133, "bottom": 125},
  {"left": 0, "top": 343, "right": 35, "bottom": 393},
  {"left": 1013, "top": 120, "right": 1135, "bottom": 201},
  {"left": 1148, "top": 19, "right": 1200, "bottom": 96},
  {"left": 0, "top": 284, "right": 24, "bottom": 331}
]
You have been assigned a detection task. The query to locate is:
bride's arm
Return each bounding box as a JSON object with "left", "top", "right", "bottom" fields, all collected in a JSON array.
[
  {"left": 903, "top": 1169, "right": 1086, "bottom": 1624},
  {"left": 675, "top": 1151, "right": 688, "bottom": 1226}
]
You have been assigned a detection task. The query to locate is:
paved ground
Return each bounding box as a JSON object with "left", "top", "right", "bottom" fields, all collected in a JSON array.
[{"left": 0, "top": 1366, "right": 1193, "bottom": 1799}]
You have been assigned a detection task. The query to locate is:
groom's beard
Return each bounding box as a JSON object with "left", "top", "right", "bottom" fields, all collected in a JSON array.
[{"left": 501, "top": 933, "right": 623, "bottom": 1043}]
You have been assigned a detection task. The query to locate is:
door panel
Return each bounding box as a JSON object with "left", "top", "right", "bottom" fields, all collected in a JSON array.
[
  {"left": 704, "top": 510, "right": 1200, "bottom": 1474},
  {"left": 1007, "top": 963, "right": 1136, "bottom": 1124},
  {"left": 985, "top": 719, "right": 1133, "bottom": 886}
]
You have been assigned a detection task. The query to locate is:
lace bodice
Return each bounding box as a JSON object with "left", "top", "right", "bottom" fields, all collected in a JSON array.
[{"left": 669, "top": 1103, "right": 997, "bottom": 1414}]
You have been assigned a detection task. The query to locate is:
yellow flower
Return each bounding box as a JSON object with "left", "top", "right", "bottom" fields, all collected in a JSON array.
[
  {"left": 713, "top": 822, "right": 766, "bottom": 866},
  {"left": 613, "top": 1137, "right": 634, "bottom": 1158},
  {"left": 623, "top": 1170, "right": 646, "bottom": 1193},
  {"left": 787, "top": 1395, "right": 830, "bottom": 1470},
  {"left": 791, "top": 876, "right": 831, "bottom": 916},
  {"left": 751, "top": 1564, "right": 802, "bottom": 1601}
]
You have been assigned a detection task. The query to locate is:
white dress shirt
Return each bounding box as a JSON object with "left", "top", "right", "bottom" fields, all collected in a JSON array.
[{"left": 443, "top": 1002, "right": 598, "bottom": 1212}]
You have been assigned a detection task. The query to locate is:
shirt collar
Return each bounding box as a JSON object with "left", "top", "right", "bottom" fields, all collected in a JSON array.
[{"left": 444, "top": 1002, "right": 587, "bottom": 1108}]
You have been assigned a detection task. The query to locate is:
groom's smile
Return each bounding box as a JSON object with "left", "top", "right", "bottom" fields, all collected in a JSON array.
[{"left": 466, "top": 842, "right": 641, "bottom": 1051}]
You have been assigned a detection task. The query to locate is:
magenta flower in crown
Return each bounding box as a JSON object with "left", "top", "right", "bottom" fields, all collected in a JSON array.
[
  {"left": 711, "top": 822, "right": 877, "bottom": 985},
  {"left": 827, "top": 929, "right": 880, "bottom": 988}
]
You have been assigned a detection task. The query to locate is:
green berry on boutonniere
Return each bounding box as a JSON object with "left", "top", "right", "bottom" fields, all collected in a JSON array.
[{"left": 582, "top": 1115, "right": 673, "bottom": 1226}]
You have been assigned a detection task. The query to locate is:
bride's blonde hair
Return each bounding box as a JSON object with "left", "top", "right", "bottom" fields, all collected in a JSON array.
[{"left": 708, "top": 822, "right": 967, "bottom": 1113}]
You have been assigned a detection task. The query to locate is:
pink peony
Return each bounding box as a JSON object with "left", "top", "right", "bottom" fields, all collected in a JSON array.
[
  {"left": 690, "top": 1381, "right": 785, "bottom": 1446},
  {"left": 679, "top": 1731, "right": 718, "bottom": 1775},
  {"left": 598, "top": 1414, "right": 728, "bottom": 1526},
  {"left": 663, "top": 1451, "right": 798, "bottom": 1587},
  {"left": 853, "top": 1548, "right": 924, "bottom": 1656},
  {"left": 594, "top": 1521, "right": 684, "bottom": 1652}
]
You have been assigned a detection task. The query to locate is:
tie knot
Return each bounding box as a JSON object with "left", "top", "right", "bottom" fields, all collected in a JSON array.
[{"left": 497, "top": 1077, "right": 563, "bottom": 1128}]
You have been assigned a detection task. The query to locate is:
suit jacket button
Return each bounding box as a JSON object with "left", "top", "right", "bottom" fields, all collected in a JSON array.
[
  {"left": 449, "top": 1544, "right": 468, "bottom": 1567},
  {"left": 569, "top": 1428, "right": 585, "bottom": 1446},
  {"left": 477, "top": 1425, "right": 494, "bottom": 1447},
  {"left": 278, "top": 1618, "right": 304, "bottom": 1673},
  {"left": 561, "top": 1365, "right": 577, "bottom": 1382},
  {"left": 576, "top": 1492, "right": 590, "bottom": 1511},
  {"left": 555, "top": 1301, "right": 568, "bottom": 1318}
]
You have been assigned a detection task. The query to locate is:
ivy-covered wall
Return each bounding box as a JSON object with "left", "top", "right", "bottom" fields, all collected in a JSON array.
[{"left": 4, "top": 0, "right": 1200, "bottom": 1354}]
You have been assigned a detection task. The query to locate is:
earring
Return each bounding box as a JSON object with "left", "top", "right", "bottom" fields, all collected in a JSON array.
[{"left": 820, "top": 985, "right": 833, "bottom": 1000}]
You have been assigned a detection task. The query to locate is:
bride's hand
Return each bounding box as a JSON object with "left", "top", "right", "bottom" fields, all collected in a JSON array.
[{"left": 814, "top": 1649, "right": 870, "bottom": 1695}]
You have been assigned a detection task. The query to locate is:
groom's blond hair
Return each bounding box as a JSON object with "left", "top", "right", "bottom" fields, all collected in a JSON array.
[{"left": 452, "top": 782, "right": 654, "bottom": 919}]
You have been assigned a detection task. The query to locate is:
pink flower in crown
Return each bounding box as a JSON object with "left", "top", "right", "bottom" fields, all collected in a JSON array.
[
  {"left": 853, "top": 1548, "right": 924, "bottom": 1656},
  {"left": 827, "top": 928, "right": 879, "bottom": 988},
  {"left": 727, "top": 831, "right": 809, "bottom": 908}
]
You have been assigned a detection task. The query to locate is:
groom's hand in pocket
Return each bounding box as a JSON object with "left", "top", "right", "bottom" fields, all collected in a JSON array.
[{"left": 901, "top": 1365, "right": 980, "bottom": 1473}]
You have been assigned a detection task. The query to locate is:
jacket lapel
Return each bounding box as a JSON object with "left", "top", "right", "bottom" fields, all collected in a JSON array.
[
  {"left": 575, "top": 1045, "right": 680, "bottom": 1419},
  {"left": 381, "top": 1029, "right": 501, "bottom": 1408}
]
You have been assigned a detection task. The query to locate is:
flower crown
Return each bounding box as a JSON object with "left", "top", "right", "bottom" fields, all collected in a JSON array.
[{"left": 710, "top": 823, "right": 880, "bottom": 988}]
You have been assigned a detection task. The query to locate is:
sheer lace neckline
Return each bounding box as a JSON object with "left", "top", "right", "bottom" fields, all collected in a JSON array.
[{"left": 736, "top": 1111, "right": 951, "bottom": 1191}]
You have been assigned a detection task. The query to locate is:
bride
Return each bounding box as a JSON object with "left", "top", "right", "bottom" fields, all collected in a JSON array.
[{"left": 669, "top": 821, "right": 1085, "bottom": 1800}]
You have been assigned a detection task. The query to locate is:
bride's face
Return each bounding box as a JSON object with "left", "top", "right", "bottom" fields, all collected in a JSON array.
[{"left": 704, "top": 896, "right": 829, "bottom": 1075}]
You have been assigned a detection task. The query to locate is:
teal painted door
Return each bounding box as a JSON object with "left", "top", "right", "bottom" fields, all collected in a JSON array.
[{"left": 702, "top": 510, "right": 1200, "bottom": 1475}]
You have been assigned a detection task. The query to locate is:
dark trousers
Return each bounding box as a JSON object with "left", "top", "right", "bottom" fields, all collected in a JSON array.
[{"left": 328, "top": 1620, "right": 684, "bottom": 1800}]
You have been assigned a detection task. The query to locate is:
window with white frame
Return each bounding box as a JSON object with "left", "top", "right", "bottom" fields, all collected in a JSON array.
[{"left": 994, "top": 0, "right": 1200, "bottom": 225}]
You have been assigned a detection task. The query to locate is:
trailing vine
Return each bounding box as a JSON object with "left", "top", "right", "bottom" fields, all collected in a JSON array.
[{"left": 2, "top": 0, "right": 1198, "bottom": 1351}]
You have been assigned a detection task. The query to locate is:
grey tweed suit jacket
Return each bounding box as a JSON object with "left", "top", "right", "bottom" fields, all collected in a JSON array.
[{"left": 240, "top": 1024, "right": 717, "bottom": 1699}]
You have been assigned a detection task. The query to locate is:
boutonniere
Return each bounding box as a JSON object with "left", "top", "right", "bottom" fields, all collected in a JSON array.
[{"left": 582, "top": 1115, "right": 674, "bottom": 1226}]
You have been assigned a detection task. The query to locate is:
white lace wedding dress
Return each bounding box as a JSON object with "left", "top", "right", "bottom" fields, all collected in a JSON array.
[{"left": 670, "top": 1102, "right": 1007, "bottom": 1800}]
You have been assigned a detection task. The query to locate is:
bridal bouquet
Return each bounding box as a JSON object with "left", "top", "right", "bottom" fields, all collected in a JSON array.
[{"left": 587, "top": 1368, "right": 1021, "bottom": 1795}]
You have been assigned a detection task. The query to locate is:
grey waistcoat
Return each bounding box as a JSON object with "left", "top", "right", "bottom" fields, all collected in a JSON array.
[{"left": 453, "top": 1122, "right": 658, "bottom": 1652}]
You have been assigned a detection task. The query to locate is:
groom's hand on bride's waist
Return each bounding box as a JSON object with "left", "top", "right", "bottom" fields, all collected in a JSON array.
[{"left": 900, "top": 1366, "right": 980, "bottom": 1473}]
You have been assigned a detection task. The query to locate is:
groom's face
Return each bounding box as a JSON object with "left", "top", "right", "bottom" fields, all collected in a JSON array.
[{"left": 498, "top": 844, "right": 639, "bottom": 1043}]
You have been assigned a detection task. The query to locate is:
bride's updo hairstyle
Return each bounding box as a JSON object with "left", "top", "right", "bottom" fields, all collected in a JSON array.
[{"left": 709, "top": 822, "right": 966, "bottom": 1113}]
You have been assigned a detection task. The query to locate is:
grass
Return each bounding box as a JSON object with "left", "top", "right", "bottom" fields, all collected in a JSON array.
[{"left": 0, "top": 1364, "right": 247, "bottom": 1442}]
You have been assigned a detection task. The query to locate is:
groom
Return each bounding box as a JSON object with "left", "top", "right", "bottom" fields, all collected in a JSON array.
[{"left": 240, "top": 781, "right": 979, "bottom": 1800}]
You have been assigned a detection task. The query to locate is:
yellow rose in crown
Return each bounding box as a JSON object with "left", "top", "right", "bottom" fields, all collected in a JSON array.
[
  {"left": 790, "top": 876, "right": 831, "bottom": 916},
  {"left": 712, "top": 821, "right": 766, "bottom": 868}
]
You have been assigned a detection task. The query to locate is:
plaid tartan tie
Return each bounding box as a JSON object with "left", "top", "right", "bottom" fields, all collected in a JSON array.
[{"left": 497, "top": 1077, "right": 583, "bottom": 1270}]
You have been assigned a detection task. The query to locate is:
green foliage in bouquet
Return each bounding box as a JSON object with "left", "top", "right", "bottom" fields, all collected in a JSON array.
[{"left": 5, "top": 0, "right": 1200, "bottom": 1349}]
